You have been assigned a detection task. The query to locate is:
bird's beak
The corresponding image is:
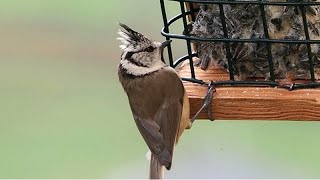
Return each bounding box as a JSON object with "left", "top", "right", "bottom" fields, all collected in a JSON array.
[{"left": 160, "top": 40, "right": 172, "bottom": 50}]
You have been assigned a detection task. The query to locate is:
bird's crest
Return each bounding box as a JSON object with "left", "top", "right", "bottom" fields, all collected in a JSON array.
[{"left": 117, "top": 23, "right": 152, "bottom": 52}]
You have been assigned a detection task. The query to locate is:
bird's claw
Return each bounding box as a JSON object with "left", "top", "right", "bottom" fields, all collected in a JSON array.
[
  {"left": 207, "top": 107, "right": 214, "bottom": 121},
  {"left": 204, "top": 81, "right": 216, "bottom": 121},
  {"left": 190, "top": 81, "right": 216, "bottom": 124}
]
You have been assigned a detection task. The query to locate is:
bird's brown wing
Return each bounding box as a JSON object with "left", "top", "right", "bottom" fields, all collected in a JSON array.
[
  {"left": 127, "top": 67, "right": 185, "bottom": 170},
  {"left": 153, "top": 91, "right": 183, "bottom": 170}
]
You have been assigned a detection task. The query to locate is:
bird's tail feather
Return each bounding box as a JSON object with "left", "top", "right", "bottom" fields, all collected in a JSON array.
[{"left": 149, "top": 153, "right": 164, "bottom": 179}]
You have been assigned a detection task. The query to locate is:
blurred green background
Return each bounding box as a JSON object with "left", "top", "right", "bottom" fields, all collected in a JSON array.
[{"left": 1, "top": 0, "right": 320, "bottom": 178}]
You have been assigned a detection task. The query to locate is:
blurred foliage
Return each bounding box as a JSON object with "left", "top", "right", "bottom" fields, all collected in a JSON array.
[{"left": 0, "top": 0, "right": 320, "bottom": 178}]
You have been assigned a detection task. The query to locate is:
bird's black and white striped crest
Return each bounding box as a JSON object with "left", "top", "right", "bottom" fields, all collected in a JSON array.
[{"left": 117, "top": 23, "right": 152, "bottom": 52}]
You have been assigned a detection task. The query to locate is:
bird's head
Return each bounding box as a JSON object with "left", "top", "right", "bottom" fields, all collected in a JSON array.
[{"left": 117, "top": 23, "right": 171, "bottom": 67}]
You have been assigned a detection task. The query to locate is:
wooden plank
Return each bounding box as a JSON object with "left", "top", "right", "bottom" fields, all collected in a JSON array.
[{"left": 178, "top": 62, "right": 320, "bottom": 121}]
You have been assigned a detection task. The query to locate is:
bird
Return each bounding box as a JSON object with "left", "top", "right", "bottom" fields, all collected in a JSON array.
[{"left": 117, "top": 23, "right": 191, "bottom": 179}]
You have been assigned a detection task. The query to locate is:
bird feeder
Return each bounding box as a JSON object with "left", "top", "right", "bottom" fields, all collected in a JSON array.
[{"left": 159, "top": 0, "right": 320, "bottom": 120}]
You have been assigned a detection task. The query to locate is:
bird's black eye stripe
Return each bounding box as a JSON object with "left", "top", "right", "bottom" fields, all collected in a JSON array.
[
  {"left": 145, "top": 46, "right": 155, "bottom": 52},
  {"left": 124, "top": 52, "right": 133, "bottom": 59}
]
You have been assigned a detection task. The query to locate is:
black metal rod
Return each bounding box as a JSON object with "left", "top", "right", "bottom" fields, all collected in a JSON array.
[
  {"left": 170, "top": 0, "right": 320, "bottom": 6},
  {"left": 188, "top": 2, "right": 196, "bottom": 21},
  {"left": 162, "top": 29, "right": 320, "bottom": 44},
  {"left": 259, "top": 0, "right": 275, "bottom": 82},
  {"left": 180, "top": 1, "right": 196, "bottom": 79},
  {"left": 181, "top": 77, "right": 207, "bottom": 85},
  {"left": 218, "top": 2, "right": 234, "bottom": 80},
  {"left": 291, "top": 83, "right": 320, "bottom": 89},
  {"left": 160, "top": 0, "right": 174, "bottom": 67},
  {"left": 173, "top": 53, "right": 197, "bottom": 68},
  {"left": 182, "top": 78, "right": 279, "bottom": 86},
  {"left": 162, "top": 10, "right": 193, "bottom": 27},
  {"left": 182, "top": 77, "right": 320, "bottom": 89},
  {"left": 300, "top": 5, "right": 316, "bottom": 82}
]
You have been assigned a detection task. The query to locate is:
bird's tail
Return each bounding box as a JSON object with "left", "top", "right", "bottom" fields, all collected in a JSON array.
[{"left": 149, "top": 153, "right": 164, "bottom": 179}]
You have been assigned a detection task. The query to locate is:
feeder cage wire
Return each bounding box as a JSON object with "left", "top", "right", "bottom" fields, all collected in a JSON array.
[{"left": 159, "top": 0, "right": 320, "bottom": 90}]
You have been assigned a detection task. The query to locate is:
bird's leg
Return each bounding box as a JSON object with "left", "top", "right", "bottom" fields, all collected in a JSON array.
[
  {"left": 190, "top": 81, "right": 216, "bottom": 123},
  {"left": 206, "top": 81, "right": 216, "bottom": 121}
]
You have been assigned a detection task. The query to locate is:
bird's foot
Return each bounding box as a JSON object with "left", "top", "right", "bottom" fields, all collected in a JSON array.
[
  {"left": 206, "top": 81, "right": 216, "bottom": 121},
  {"left": 190, "top": 81, "right": 216, "bottom": 124}
]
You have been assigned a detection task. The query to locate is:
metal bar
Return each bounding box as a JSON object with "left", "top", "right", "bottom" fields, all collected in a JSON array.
[
  {"left": 162, "top": 11, "right": 192, "bottom": 27},
  {"left": 173, "top": 53, "right": 197, "bottom": 68},
  {"left": 181, "top": 77, "right": 207, "bottom": 85},
  {"left": 292, "top": 83, "right": 320, "bottom": 89},
  {"left": 218, "top": 2, "right": 234, "bottom": 80},
  {"left": 181, "top": 78, "right": 279, "bottom": 86},
  {"left": 160, "top": 0, "right": 174, "bottom": 67},
  {"left": 259, "top": 0, "right": 275, "bottom": 82},
  {"left": 188, "top": 2, "right": 196, "bottom": 21},
  {"left": 180, "top": 1, "right": 196, "bottom": 79},
  {"left": 182, "top": 77, "right": 320, "bottom": 89},
  {"left": 300, "top": 4, "right": 316, "bottom": 82},
  {"left": 170, "top": 0, "right": 320, "bottom": 6},
  {"left": 161, "top": 29, "right": 320, "bottom": 44}
]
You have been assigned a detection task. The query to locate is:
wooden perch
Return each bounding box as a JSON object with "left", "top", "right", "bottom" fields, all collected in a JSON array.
[{"left": 178, "top": 62, "right": 320, "bottom": 121}]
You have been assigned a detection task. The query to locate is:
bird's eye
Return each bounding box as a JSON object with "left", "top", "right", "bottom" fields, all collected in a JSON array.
[{"left": 145, "top": 46, "right": 155, "bottom": 52}]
